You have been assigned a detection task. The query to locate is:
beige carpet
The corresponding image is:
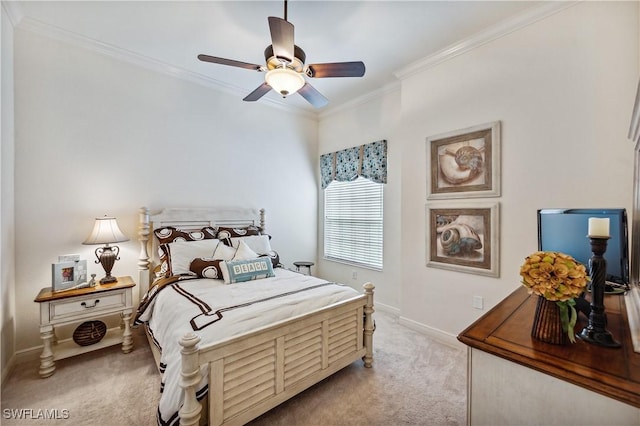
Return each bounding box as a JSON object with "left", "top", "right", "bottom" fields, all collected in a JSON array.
[{"left": 1, "top": 311, "right": 466, "bottom": 425}]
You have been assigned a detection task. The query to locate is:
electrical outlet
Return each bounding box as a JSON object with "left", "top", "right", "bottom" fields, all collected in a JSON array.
[
  {"left": 473, "top": 296, "right": 484, "bottom": 310},
  {"left": 351, "top": 270, "right": 358, "bottom": 280}
]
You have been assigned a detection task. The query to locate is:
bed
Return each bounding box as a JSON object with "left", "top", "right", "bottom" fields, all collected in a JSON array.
[{"left": 135, "top": 207, "right": 375, "bottom": 426}]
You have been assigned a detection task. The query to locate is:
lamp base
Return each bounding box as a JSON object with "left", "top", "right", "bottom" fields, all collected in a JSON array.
[
  {"left": 99, "top": 275, "right": 118, "bottom": 285},
  {"left": 95, "top": 245, "right": 120, "bottom": 285},
  {"left": 577, "top": 327, "right": 621, "bottom": 348}
]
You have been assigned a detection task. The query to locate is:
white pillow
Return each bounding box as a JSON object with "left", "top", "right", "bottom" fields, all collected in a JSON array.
[
  {"left": 213, "top": 242, "right": 236, "bottom": 261},
  {"left": 233, "top": 240, "right": 259, "bottom": 260},
  {"left": 230, "top": 235, "right": 272, "bottom": 255},
  {"left": 167, "top": 239, "right": 219, "bottom": 275}
]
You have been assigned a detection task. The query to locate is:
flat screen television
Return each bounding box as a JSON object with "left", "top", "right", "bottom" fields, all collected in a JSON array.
[{"left": 537, "top": 208, "right": 629, "bottom": 288}]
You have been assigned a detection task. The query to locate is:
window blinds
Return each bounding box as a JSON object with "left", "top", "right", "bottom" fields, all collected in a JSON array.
[{"left": 324, "top": 177, "right": 383, "bottom": 270}]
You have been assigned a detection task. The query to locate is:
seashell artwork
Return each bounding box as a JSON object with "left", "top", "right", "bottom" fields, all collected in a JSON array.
[
  {"left": 454, "top": 146, "right": 483, "bottom": 171},
  {"left": 427, "top": 203, "right": 499, "bottom": 277},
  {"left": 434, "top": 213, "right": 485, "bottom": 259},
  {"left": 439, "top": 223, "right": 483, "bottom": 256},
  {"left": 427, "top": 121, "right": 500, "bottom": 200},
  {"left": 435, "top": 215, "right": 458, "bottom": 231},
  {"left": 439, "top": 144, "right": 485, "bottom": 185}
]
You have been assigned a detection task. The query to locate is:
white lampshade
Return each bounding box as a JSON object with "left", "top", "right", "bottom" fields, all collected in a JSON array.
[
  {"left": 265, "top": 68, "right": 305, "bottom": 96},
  {"left": 82, "top": 216, "right": 129, "bottom": 245}
]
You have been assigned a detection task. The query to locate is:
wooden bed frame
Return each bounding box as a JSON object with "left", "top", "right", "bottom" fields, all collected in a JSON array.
[{"left": 137, "top": 207, "right": 375, "bottom": 426}]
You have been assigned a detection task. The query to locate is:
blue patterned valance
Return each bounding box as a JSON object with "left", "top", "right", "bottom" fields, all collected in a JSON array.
[{"left": 320, "top": 140, "right": 387, "bottom": 189}]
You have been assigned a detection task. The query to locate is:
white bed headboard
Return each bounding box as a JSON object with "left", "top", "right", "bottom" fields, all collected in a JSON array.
[{"left": 137, "top": 207, "right": 265, "bottom": 297}]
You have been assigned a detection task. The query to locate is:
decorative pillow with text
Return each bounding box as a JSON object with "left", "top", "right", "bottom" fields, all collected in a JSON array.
[{"left": 220, "top": 257, "right": 275, "bottom": 284}]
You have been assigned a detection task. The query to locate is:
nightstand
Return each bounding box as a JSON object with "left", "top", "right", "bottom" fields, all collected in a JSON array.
[{"left": 34, "top": 276, "right": 136, "bottom": 378}]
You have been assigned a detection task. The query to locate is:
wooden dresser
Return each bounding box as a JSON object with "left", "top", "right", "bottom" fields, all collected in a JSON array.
[{"left": 458, "top": 286, "right": 640, "bottom": 425}]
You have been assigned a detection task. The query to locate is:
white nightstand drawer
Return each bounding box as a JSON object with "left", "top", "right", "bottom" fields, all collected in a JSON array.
[{"left": 50, "top": 290, "right": 126, "bottom": 321}]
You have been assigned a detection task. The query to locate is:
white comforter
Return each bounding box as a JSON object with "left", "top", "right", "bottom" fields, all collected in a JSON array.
[{"left": 137, "top": 268, "right": 360, "bottom": 426}]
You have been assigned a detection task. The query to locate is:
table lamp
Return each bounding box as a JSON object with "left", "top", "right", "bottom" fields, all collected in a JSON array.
[{"left": 82, "top": 216, "right": 129, "bottom": 284}]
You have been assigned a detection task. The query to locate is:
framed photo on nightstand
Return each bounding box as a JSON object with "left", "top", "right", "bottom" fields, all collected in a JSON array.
[{"left": 52, "top": 259, "right": 88, "bottom": 292}]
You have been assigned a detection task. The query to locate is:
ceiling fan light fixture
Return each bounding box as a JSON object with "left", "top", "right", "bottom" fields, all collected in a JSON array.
[
  {"left": 198, "top": 4, "right": 365, "bottom": 108},
  {"left": 265, "top": 67, "right": 305, "bottom": 97}
]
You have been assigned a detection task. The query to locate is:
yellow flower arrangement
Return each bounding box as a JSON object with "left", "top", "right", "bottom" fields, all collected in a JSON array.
[{"left": 520, "top": 251, "right": 589, "bottom": 343}]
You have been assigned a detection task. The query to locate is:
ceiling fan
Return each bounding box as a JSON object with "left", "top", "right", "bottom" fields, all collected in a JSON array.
[{"left": 197, "top": 0, "right": 365, "bottom": 108}]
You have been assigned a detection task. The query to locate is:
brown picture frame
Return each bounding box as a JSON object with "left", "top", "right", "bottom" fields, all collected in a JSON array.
[
  {"left": 426, "top": 202, "right": 500, "bottom": 277},
  {"left": 427, "top": 121, "right": 501, "bottom": 200}
]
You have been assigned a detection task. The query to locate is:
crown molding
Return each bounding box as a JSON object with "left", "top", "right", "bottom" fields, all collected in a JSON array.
[
  {"left": 10, "top": 1, "right": 580, "bottom": 122},
  {"left": 15, "top": 15, "right": 317, "bottom": 120},
  {"left": 395, "top": 1, "right": 580, "bottom": 80},
  {"left": 319, "top": 80, "right": 400, "bottom": 119},
  {"left": 2, "top": 1, "right": 24, "bottom": 27},
  {"left": 320, "top": 1, "right": 579, "bottom": 118}
]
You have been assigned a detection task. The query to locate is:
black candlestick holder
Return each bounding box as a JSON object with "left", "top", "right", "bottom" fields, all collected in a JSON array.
[{"left": 577, "top": 237, "right": 621, "bottom": 348}]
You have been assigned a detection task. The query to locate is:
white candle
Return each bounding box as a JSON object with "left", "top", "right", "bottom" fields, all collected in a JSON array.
[{"left": 588, "top": 217, "right": 610, "bottom": 237}]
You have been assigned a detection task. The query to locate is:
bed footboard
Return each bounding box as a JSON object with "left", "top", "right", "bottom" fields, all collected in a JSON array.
[{"left": 179, "top": 282, "right": 375, "bottom": 426}]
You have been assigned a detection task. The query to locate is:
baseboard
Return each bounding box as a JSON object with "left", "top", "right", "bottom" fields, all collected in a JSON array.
[
  {"left": 399, "top": 316, "right": 463, "bottom": 349},
  {"left": 372, "top": 302, "right": 463, "bottom": 349},
  {"left": 0, "top": 348, "right": 37, "bottom": 387},
  {"left": 1, "top": 345, "right": 46, "bottom": 386},
  {"left": 1, "top": 353, "right": 16, "bottom": 387},
  {"left": 373, "top": 301, "right": 400, "bottom": 317},
  {"left": 12, "top": 345, "right": 42, "bottom": 365}
]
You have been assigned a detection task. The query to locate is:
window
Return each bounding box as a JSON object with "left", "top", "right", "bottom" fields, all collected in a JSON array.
[{"left": 324, "top": 176, "right": 383, "bottom": 270}]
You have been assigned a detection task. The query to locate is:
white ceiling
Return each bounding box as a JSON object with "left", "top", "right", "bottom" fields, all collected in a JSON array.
[{"left": 11, "top": 1, "right": 543, "bottom": 113}]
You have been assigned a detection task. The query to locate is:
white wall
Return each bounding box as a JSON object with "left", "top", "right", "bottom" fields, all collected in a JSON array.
[
  {"left": 1, "top": 3, "right": 16, "bottom": 381},
  {"left": 12, "top": 28, "right": 319, "bottom": 352},
  {"left": 318, "top": 2, "right": 639, "bottom": 340},
  {"left": 401, "top": 1, "right": 638, "bottom": 337}
]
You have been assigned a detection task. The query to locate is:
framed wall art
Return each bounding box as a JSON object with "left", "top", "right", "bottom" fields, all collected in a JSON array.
[
  {"left": 426, "top": 121, "right": 501, "bottom": 200},
  {"left": 426, "top": 202, "right": 500, "bottom": 277}
]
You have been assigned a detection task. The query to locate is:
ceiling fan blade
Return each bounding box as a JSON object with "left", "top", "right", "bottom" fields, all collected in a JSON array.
[
  {"left": 243, "top": 82, "right": 272, "bottom": 102},
  {"left": 298, "top": 83, "right": 328, "bottom": 108},
  {"left": 198, "top": 54, "right": 263, "bottom": 71},
  {"left": 307, "top": 62, "right": 366, "bottom": 78},
  {"left": 268, "top": 16, "right": 295, "bottom": 63}
]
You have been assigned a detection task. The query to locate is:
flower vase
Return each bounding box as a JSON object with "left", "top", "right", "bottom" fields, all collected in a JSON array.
[{"left": 531, "top": 296, "right": 569, "bottom": 345}]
